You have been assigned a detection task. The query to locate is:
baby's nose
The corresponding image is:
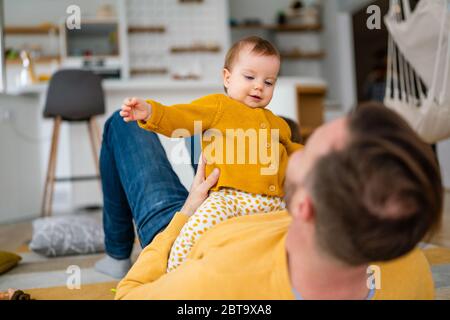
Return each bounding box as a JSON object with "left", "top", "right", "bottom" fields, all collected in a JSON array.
[{"left": 254, "top": 82, "right": 263, "bottom": 90}]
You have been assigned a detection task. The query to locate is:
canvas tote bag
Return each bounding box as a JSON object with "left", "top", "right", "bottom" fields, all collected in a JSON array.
[{"left": 384, "top": 0, "right": 450, "bottom": 143}]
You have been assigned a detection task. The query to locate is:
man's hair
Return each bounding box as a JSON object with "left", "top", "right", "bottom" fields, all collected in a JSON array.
[
  {"left": 223, "top": 36, "right": 280, "bottom": 93},
  {"left": 308, "top": 102, "right": 443, "bottom": 266}
]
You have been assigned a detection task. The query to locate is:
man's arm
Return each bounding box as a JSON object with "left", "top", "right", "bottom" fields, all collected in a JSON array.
[
  {"left": 116, "top": 154, "right": 221, "bottom": 299},
  {"left": 138, "top": 94, "right": 224, "bottom": 137},
  {"left": 115, "top": 212, "right": 189, "bottom": 299}
]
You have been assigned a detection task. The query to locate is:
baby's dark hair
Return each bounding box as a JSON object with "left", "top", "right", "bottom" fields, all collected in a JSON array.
[{"left": 280, "top": 116, "right": 302, "bottom": 144}]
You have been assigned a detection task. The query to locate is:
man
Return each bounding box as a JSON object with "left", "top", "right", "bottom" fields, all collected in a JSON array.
[{"left": 111, "top": 103, "right": 442, "bottom": 299}]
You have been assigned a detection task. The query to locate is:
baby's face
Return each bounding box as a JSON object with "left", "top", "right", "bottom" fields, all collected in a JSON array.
[{"left": 223, "top": 47, "right": 280, "bottom": 108}]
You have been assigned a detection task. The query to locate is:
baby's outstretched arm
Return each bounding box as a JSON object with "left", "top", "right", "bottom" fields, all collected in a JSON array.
[
  {"left": 135, "top": 95, "right": 223, "bottom": 137},
  {"left": 119, "top": 97, "right": 152, "bottom": 122}
]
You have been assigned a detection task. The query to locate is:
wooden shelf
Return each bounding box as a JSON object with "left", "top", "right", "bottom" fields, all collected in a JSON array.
[
  {"left": 172, "top": 74, "right": 201, "bottom": 80},
  {"left": 170, "top": 45, "right": 221, "bottom": 53},
  {"left": 6, "top": 56, "right": 60, "bottom": 64},
  {"left": 281, "top": 51, "right": 325, "bottom": 60},
  {"left": 128, "top": 26, "right": 166, "bottom": 33},
  {"left": 5, "top": 25, "right": 59, "bottom": 35},
  {"left": 231, "top": 23, "right": 322, "bottom": 32},
  {"left": 130, "top": 68, "right": 168, "bottom": 75}
]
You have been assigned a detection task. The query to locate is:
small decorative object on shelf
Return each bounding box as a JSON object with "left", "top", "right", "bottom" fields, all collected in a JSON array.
[
  {"left": 277, "top": 10, "right": 287, "bottom": 25},
  {"left": 96, "top": 4, "right": 116, "bottom": 18},
  {"left": 291, "top": 0, "right": 304, "bottom": 11},
  {"left": 19, "top": 50, "right": 38, "bottom": 85},
  {"left": 242, "top": 18, "right": 263, "bottom": 26},
  {"left": 229, "top": 18, "right": 239, "bottom": 27},
  {"left": 0, "top": 289, "right": 32, "bottom": 300},
  {"left": 5, "top": 48, "right": 19, "bottom": 60},
  {"left": 286, "top": 0, "right": 321, "bottom": 26}
]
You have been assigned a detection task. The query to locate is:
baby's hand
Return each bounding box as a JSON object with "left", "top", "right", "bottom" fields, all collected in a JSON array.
[{"left": 119, "top": 97, "right": 152, "bottom": 122}]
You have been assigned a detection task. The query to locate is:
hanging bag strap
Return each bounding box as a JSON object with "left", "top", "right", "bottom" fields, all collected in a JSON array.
[
  {"left": 439, "top": 0, "right": 450, "bottom": 104},
  {"left": 402, "top": 0, "right": 412, "bottom": 18},
  {"left": 394, "top": 0, "right": 408, "bottom": 104},
  {"left": 385, "top": 35, "right": 393, "bottom": 99},
  {"left": 427, "top": 0, "right": 448, "bottom": 103},
  {"left": 400, "top": 0, "right": 414, "bottom": 105}
]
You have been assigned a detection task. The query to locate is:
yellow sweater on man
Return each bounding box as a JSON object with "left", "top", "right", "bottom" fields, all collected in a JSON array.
[
  {"left": 138, "top": 94, "right": 303, "bottom": 197},
  {"left": 115, "top": 211, "right": 434, "bottom": 300}
]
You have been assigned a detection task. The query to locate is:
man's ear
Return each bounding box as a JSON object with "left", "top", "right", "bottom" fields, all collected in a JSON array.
[
  {"left": 299, "top": 195, "right": 315, "bottom": 222},
  {"left": 292, "top": 191, "right": 315, "bottom": 223},
  {"left": 223, "top": 68, "right": 231, "bottom": 89}
]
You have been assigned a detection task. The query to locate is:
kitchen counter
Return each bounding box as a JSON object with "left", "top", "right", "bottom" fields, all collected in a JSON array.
[{"left": 7, "top": 76, "right": 327, "bottom": 95}]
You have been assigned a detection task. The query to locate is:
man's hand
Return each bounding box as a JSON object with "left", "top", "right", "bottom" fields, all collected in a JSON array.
[
  {"left": 119, "top": 97, "right": 152, "bottom": 122},
  {"left": 181, "top": 154, "right": 220, "bottom": 217}
]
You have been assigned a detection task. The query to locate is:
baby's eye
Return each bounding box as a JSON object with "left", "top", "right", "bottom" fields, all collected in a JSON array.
[
  {"left": 244, "top": 75, "right": 254, "bottom": 80},
  {"left": 265, "top": 81, "right": 273, "bottom": 86}
]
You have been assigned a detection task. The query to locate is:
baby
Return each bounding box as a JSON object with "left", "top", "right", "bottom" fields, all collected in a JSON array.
[{"left": 120, "top": 36, "right": 303, "bottom": 272}]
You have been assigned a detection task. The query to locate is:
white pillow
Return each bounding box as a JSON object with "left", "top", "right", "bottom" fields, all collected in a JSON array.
[{"left": 29, "top": 215, "right": 105, "bottom": 257}]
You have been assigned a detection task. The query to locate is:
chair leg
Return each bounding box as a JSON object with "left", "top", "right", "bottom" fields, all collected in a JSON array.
[
  {"left": 41, "top": 116, "right": 62, "bottom": 217},
  {"left": 90, "top": 116, "right": 102, "bottom": 149},
  {"left": 87, "top": 117, "right": 100, "bottom": 177}
]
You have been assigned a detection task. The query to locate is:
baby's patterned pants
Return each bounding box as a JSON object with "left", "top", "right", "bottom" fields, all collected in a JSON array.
[{"left": 167, "top": 187, "right": 286, "bottom": 272}]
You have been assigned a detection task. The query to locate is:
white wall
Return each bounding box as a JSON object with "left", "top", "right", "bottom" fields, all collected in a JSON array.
[
  {"left": 438, "top": 140, "right": 450, "bottom": 188},
  {"left": 4, "top": 0, "right": 117, "bottom": 24},
  {"left": 228, "top": 0, "right": 355, "bottom": 114},
  {"left": 228, "top": 0, "right": 292, "bottom": 25},
  {"left": 338, "top": 0, "right": 374, "bottom": 12}
]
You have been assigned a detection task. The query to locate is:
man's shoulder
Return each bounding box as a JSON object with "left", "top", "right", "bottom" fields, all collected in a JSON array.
[
  {"left": 205, "top": 210, "right": 290, "bottom": 238},
  {"left": 185, "top": 210, "right": 292, "bottom": 299},
  {"left": 191, "top": 210, "right": 291, "bottom": 260},
  {"left": 217, "top": 210, "right": 291, "bottom": 232},
  {"left": 374, "top": 248, "right": 434, "bottom": 299}
]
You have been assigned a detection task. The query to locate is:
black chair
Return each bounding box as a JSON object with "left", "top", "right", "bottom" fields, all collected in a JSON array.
[{"left": 41, "top": 69, "right": 105, "bottom": 217}]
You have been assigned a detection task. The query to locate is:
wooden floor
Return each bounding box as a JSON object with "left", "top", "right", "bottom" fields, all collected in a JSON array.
[
  {"left": 1, "top": 190, "right": 450, "bottom": 251},
  {"left": 0, "top": 219, "right": 33, "bottom": 252}
]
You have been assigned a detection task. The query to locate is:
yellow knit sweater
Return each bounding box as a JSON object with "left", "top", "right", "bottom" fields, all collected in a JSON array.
[
  {"left": 115, "top": 211, "right": 434, "bottom": 300},
  {"left": 138, "top": 94, "right": 303, "bottom": 197}
]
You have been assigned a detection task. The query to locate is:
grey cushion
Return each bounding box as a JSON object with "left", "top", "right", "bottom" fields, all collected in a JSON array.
[{"left": 29, "top": 215, "right": 105, "bottom": 257}]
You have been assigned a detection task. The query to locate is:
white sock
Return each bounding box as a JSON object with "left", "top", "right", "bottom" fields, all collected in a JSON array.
[{"left": 94, "top": 255, "right": 131, "bottom": 279}]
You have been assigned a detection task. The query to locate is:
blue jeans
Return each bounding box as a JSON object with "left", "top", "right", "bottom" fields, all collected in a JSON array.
[{"left": 100, "top": 111, "right": 198, "bottom": 259}]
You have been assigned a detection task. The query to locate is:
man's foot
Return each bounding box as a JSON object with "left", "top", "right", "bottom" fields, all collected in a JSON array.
[{"left": 95, "top": 255, "right": 131, "bottom": 279}]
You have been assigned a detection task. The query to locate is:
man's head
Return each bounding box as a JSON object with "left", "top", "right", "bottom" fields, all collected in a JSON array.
[
  {"left": 223, "top": 36, "right": 280, "bottom": 109},
  {"left": 284, "top": 102, "right": 442, "bottom": 266}
]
